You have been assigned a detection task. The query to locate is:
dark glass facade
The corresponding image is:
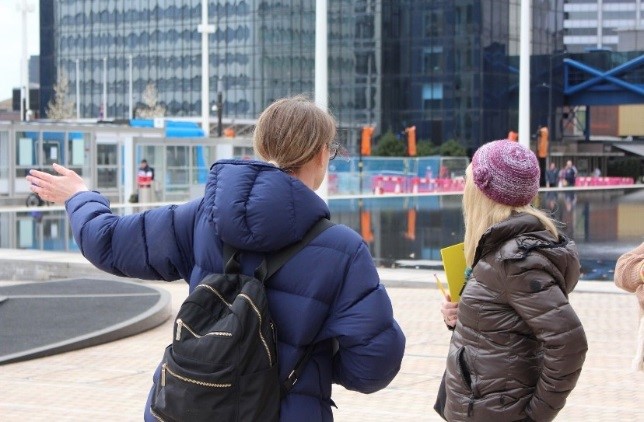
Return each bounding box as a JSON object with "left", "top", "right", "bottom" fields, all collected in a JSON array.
[
  {"left": 40, "top": 0, "right": 564, "bottom": 150},
  {"left": 380, "top": 0, "right": 564, "bottom": 148}
]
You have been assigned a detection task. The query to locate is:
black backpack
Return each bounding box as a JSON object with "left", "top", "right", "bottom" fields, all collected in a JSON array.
[{"left": 149, "top": 218, "right": 334, "bottom": 422}]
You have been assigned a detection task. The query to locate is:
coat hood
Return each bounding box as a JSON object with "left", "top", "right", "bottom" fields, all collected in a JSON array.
[
  {"left": 474, "top": 212, "right": 580, "bottom": 294},
  {"left": 203, "top": 159, "right": 330, "bottom": 252}
]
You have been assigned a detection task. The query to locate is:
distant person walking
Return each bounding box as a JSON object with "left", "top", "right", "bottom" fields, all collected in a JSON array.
[
  {"left": 593, "top": 167, "right": 601, "bottom": 178},
  {"left": 563, "top": 160, "right": 577, "bottom": 187},
  {"left": 507, "top": 129, "right": 518, "bottom": 142},
  {"left": 614, "top": 242, "right": 644, "bottom": 371},
  {"left": 546, "top": 162, "right": 559, "bottom": 187}
]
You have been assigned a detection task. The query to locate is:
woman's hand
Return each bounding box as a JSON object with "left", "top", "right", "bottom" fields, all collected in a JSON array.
[
  {"left": 441, "top": 293, "right": 459, "bottom": 328},
  {"left": 26, "top": 163, "right": 89, "bottom": 204}
]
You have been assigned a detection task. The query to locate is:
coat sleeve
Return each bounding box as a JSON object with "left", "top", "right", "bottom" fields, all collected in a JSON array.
[
  {"left": 322, "top": 241, "right": 406, "bottom": 394},
  {"left": 65, "top": 191, "right": 198, "bottom": 281},
  {"left": 504, "top": 262, "right": 588, "bottom": 422}
]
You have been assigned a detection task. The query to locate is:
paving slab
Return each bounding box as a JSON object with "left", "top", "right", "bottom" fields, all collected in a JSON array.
[{"left": 0, "top": 250, "right": 643, "bottom": 421}]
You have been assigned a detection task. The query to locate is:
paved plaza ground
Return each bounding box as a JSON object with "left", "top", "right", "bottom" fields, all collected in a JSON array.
[{"left": 1, "top": 264, "right": 643, "bottom": 421}]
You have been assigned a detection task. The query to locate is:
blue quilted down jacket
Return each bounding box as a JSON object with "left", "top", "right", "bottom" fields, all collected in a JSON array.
[{"left": 64, "top": 159, "right": 406, "bottom": 421}]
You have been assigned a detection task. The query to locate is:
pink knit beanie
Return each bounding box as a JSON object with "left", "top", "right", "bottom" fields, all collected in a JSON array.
[{"left": 471, "top": 140, "right": 540, "bottom": 207}]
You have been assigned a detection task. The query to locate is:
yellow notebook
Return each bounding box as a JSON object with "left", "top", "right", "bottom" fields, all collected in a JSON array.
[{"left": 440, "top": 242, "right": 467, "bottom": 302}]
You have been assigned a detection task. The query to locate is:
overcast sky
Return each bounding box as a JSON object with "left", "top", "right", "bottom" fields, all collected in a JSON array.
[{"left": 0, "top": 1, "right": 40, "bottom": 101}]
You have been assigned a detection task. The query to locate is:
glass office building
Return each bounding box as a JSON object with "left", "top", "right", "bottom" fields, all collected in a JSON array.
[
  {"left": 40, "top": 0, "right": 563, "bottom": 150},
  {"left": 41, "top": 0, "right": 305, "bottom": 120}
]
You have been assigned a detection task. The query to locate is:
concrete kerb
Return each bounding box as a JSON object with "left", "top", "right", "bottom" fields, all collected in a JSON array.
[
  {"left": 0, "top": 248, "right": 628, "bottom": 296},
  {"left": 0, "top": 248, "right": 104, "bottom": 281}
]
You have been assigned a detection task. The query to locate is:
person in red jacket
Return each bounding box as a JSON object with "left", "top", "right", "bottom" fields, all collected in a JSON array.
[{"left": 137, "top": 159, "right": 155, "bottom": 187}]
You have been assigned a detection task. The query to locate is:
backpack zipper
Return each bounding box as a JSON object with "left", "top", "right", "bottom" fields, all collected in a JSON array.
[
  {"left": 196, "top": 284, "right": 273, "bottom": 366},
  {"left": 162, "top": 363, "right": 232, "bottom": 388},
  {"left": 197, "top": 284, "right": 232, "bottom": 307},
  {"left": 175, "top": 318, "right": 233, "bottom": 341},
  {"left": 238, "top": 293, "right": 273, "bottom": 366},
  {"left": 149, "top": 407, "right": 165, "bottom": 422}
]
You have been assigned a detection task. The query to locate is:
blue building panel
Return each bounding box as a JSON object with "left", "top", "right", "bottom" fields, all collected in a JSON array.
[{"left": 564, "top": 54, "right": 644, "bottom": 106}]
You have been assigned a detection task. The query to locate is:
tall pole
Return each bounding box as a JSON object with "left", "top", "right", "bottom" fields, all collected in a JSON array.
[
  {"left": 102, "top": 57, "right": 107, "bottom": 119},
  {"left": 128, "top": 55, "right": 133, "bottom": 118},
  {"left": 547, "top": 54, "right": 557, "bottom": 152},
  {"left": 547, "top": 53, "right": 553, "bottom": 163},
  {"left": 314, "top": 0, "right": 328, "bottom": 201},
  {"left": 20, "top": 0, "right": 33, "bottom": 121},
  {"left": 314, "top": 0, "right": 328, "bottom": 112},
  {"left": 518, "top": 0, "right": 531, "bottom": 149},
  {"left": 75, "top": 58, "right": 80, "bottom": 119},
  {"left": 217, "top": 77, "right": 223, "bottom": 137},
  {"left": 198, "top": 0, "right": 215, "bottom": 136}
]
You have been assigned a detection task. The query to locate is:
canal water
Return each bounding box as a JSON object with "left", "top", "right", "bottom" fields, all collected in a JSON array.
[{"left": 1, "top": 187, "right": 642, "bottom": 281}]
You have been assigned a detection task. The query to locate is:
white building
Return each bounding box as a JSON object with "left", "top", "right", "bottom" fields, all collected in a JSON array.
[{"left": 564, "top": 0, "right": 644, "bottom": 52}]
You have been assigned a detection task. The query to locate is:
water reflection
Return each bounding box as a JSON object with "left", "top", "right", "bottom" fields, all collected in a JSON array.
[
  {"left": 330, "top": 188, "right": 644, "bottom": 281},
  {"left": 1, "top": 188, "right": 642, "bottom": 281}
]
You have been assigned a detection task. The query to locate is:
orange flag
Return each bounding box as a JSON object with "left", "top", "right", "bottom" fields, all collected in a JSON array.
[
  {"left": 361, "top": 126, "right": 374, "bottom": 156},
  {"left": 360, "top": 210, "right": 374, "bottom": 243}
]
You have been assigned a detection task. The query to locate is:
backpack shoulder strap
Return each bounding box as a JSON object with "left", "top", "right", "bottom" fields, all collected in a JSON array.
[
  {"left": 226, "top": 218, "right": 334, "bottom": 395},
  {"left": 261, "top": 218, "right": 335, "bottom": 395},
  {"left": 258, "top": 218, "right": 335, "bottom": 282},
  {"left": 266, "top": 218, "right": 334, "bottom": 397},
  {"left": 222, "top": 243, "right": 241, "bottom": 274}
]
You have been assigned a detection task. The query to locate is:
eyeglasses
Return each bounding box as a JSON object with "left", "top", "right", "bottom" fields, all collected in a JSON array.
[{"left": 328, "top": 141, "right": 340, "bottom": 161}]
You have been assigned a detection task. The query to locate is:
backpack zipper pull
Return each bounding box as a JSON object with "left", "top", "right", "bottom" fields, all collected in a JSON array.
[
  {"left": 176, "top": 319, "right": 183, "bottom": 341},
  {"left": 161, "top": 363, "right": 167, "bottom": 387}
]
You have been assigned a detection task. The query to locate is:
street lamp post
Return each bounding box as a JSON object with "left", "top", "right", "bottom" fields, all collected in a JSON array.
[
  {"left": 198, "top": 1, "right": 215, "bottom": 136},
  {"left": 546, "top": 49, "right": 567, "bottom": 155},
  {"left": 314, "top": 0, "right": 329, "bottom": 202},
  {"left": 76, "top": 58, "right": 80, "bottom": 119},
  {"left": 102, "top": 57, "right": 107, "bottom": 119},
  {"left": 128, "top": 55, "right": 133, "bottom": 119},
  {"left": 217, "top": 77, "right": 223, "bottom": 137},
  {"left": 518, "top": 0, "right": 532, "bottom": 149},
  {"left": 547, "top": 53, "right": 553, "bottom": 168},
  {"left": 19, "top": 0, "right": 34, "bottom": 121}
]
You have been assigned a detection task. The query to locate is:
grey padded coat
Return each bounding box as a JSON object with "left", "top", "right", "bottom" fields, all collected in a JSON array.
[{"left": 443, "top": 212, "right": 587, "bottom": 422}]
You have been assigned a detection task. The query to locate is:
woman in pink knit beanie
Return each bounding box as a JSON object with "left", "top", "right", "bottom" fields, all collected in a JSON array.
[
  {"left": 436, "top": 140, "right": 587, "bottom": 422},
  {"left": 614, "top": 242, "right": 644, "bottom": 371}
]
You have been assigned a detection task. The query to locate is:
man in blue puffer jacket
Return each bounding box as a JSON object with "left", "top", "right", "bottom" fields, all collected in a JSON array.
[{"left": 26, "top": 95, "right": 406, "bottom": 421}]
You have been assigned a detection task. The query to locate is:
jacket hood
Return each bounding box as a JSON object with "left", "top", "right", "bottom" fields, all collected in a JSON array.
[
  {"left": 203, "top": 159, "right": 330, "bottom": 252},
  {"left": 474, "top": 212, "right": 581, "bottom": 294}
]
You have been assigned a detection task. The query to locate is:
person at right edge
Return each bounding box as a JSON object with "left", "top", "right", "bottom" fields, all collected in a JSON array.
[
  {"left": 613, "top": 241, "right": 644, "bottom": 371},
  {"left": 436, "top": 140, "right": 587, "bottom": 421}
]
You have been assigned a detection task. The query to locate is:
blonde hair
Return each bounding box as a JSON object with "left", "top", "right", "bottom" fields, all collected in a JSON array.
[
  {"left": 253, "top": 95, "right": 337, "bottom": 173},
  {"left": 463, "top": 165, "right": 559, "bottom": 267}
]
